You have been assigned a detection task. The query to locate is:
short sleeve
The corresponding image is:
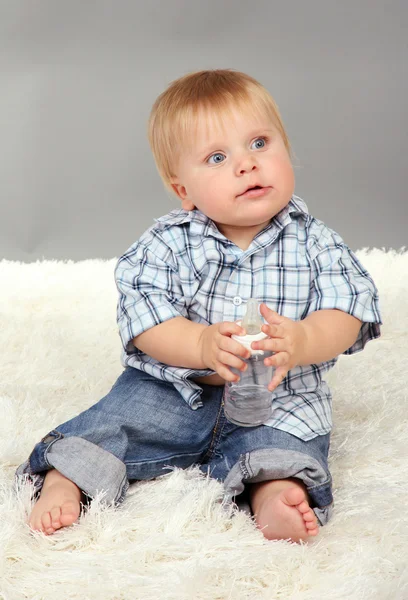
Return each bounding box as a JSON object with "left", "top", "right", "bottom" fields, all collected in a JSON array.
[
  {"left": 304, "top": 223, "right": 382, "bottom": 355},
  {"left": 114, "top": 237, "right": 187, "bottom": 355}
]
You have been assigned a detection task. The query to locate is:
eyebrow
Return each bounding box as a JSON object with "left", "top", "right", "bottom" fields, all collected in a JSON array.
[{"left": 196, "top": 128, "right": 275, "bottom": 158}]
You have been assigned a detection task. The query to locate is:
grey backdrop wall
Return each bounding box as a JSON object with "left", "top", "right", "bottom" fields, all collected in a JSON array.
[{"left": 1, "top": 0, "right": 407, "bottom": 261}]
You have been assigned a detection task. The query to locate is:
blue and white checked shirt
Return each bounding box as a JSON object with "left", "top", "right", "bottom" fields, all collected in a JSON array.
[{"left": 114, "top": 195, "right": 382, "bottom": 441}]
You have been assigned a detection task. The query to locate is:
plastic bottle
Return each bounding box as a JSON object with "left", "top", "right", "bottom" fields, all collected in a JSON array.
[{"left": 224, "top": 298, "right": 275, "bottom": 427}]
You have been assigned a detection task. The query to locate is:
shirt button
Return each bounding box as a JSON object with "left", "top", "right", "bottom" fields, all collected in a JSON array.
[{"left": 233, "top": 296, "right": 242, "bottom": 306}]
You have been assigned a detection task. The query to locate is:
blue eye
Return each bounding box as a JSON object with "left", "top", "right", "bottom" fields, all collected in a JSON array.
[
  {"left": 207, "top": 153, "right": 225, "bottom": 165},
  {"left": 206, "top": 137, "right": 269, "bottom": 164},
  {"left": 251, "top": 137, "right": 267, "bottom": 149}
]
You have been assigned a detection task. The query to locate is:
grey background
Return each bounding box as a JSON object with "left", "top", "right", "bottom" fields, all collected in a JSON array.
[{"left": 1, "top": 0, "right": 407, "bottom": 262}]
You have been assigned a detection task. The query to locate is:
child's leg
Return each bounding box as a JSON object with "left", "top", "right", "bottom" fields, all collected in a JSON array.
[
  {"left": 200, "top": 412, "right": 332, "bottom": 543},
  {"left": 16, "top": 367, "right": 225, "bottom": 535}
]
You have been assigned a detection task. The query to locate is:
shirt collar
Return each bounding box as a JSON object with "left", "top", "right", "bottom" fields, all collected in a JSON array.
[{"left": 154, "top": 195, "right": 309, "bottom": 244}]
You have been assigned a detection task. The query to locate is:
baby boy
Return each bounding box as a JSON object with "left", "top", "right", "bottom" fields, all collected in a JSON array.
[{"left": 16, "top": 68, "right": 382, "bottom": 543}]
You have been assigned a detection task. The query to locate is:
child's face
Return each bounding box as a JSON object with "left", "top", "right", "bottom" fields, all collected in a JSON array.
[{"left": 171, "top": 106, "right": 295, "bottom": 249}]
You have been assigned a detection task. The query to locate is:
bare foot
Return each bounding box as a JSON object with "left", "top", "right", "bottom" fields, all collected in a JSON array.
[
  {"left": 28, "top": 469, "right": 83, "bottom": 535},
  {"left": 249, "top": 478, "right": 319, "bottom": 543}
]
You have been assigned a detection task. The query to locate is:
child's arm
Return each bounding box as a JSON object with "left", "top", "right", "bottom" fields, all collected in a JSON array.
[
  {"left": 134, "top": 308, "right": 362, "bottom": 383},
  {"left": 252, "top": 304, "right": 363, "bottom": 392},
  {"left": 133, "top": 316, "right": 250, "bottom": 381},
  {"left": 297, "top": 309, "right": 362, "bottom": 366},
  {"left": 133, "top": 317, "right": 207, "bottom": 369}
]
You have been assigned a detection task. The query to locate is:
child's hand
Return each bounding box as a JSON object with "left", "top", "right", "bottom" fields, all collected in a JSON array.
[
  {"left": 250, "top": 303, "right": 307, "bottom": 392},
  {"left": 199, "top": 322, "right": 251, "bottom": 382}
]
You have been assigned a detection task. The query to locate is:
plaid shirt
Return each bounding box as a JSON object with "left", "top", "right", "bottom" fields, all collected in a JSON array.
[{"left": 115, "top": 195, "right": 382, "bottom": 441}]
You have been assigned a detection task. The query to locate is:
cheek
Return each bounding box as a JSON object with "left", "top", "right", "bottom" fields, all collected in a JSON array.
[
  {"left": 273, "top": 156, "right": 295, "bottom": 189},
  {"left": 198, "top": 172, "right": 225, "bottom": 197}
]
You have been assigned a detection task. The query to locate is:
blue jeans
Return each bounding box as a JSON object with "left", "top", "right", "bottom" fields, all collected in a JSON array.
[{"left": 16, "top": 367, "right": 334, "bottom": 525}]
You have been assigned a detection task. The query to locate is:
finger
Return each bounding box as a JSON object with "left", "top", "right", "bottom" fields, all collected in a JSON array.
[
  {"left": 217, "top": 349, "right": 248, "bottom": 372},
  {"left": 218, "top": 321, "right": 246, "bottom": 337},
  {"left": 259, "top": 303, "right": 284, "bottom": 325},
  {"left": 260, "top": 323, "right": 285, "bottom": 339},
  {"left": 267, "top": 367, "right": 288, "bottom": 392},
  {"left": 214, "top": 361, "right": 242, "bottom": 382},
  {"left": 218, "top": 336, "right": 250, "bottom": 359},
  {"left": 266, "top": 351, "right": 290, "bottom": 368},
  {"left": 251, "top": 338, "right": 286, "bottom": 353}
]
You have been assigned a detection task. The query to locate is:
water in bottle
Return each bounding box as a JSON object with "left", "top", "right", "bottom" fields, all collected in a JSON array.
[{"left": 224, "top": 298, "right": 275, "bottom": 427}]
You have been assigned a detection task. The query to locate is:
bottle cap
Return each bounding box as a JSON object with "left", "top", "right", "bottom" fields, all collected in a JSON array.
[{"left": 232, "top": 324, "right": 268, "bottom": 355}]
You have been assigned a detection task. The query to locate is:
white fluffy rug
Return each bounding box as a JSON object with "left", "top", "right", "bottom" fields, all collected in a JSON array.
[{"left": 1, "top": 248, "right": 407, "bottom": 600}]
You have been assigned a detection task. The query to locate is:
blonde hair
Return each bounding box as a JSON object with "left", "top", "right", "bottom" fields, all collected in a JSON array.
[{"left": 147, "top": 69, "right": 292, "bottom": 197}]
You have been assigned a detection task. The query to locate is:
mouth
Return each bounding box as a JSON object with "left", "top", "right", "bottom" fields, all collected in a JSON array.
[{"left": 238, "top": 185, "right": 272, "bottom": 198}]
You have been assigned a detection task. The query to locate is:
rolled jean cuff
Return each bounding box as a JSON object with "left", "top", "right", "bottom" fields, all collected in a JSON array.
[
  {"left": 222, "top": 448, "right": 334, "bottom": 527},
  {"left": 15, "top": 430, "right": 129, "bottom": 505}
]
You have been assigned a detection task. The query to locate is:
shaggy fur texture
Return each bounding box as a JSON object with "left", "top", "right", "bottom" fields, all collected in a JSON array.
[{"left": 0, "top": 248, "right": 407, "bottom": 600}]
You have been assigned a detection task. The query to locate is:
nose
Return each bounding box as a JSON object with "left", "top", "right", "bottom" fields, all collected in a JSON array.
[{"left": 236, "top": 153, "right": 258, "bottom": 176}]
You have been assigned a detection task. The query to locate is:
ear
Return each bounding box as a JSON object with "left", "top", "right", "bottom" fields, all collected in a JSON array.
[{"left": 170, "top": 177, "right": 195, "bottom": 210}]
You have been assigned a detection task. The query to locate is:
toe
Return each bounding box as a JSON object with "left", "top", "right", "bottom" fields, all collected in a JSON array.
[
  {"left": 29, "top": 518, "right": 42, "bottom": 533},
  {"left": 41, "top": 512, "right": 54, "bottom": 535},
  {"left": 50, "top": 506, "right": 62, "bottom": 530},
  {"left": 305, "top": 520, "right": 318, "bottom": 530},
  {"left": 297, "top": 500, "right": 311, "bottom": 514},
  {"left": 302, "top": 510, "right": 316, "bottom": 522},
  {"left": 60, "top": 501, "right": 80, "bottom": 526},
  {"left": 283, "top": 487, "right": 306, "bottom": 508}
]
